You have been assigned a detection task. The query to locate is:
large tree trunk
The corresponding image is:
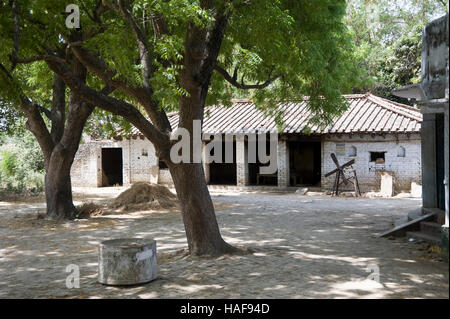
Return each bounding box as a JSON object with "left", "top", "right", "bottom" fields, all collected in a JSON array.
[
  {"left": 25, "top": 61, "right": 93, "bottom": 220},
  {"left": 169, "top": 162, "right": 238, "bottom": 256},
  {"left": 44, "top": 149, "right": 77, "bottom": 220},
  {"left": 167, "top": 31, "right": 239, "bottom": 255},
  {"left": 44, "top": 88, "right": 92, "bottom": 219},
  {"left": 20, "top": 74, "right": 78, "bottom": 220}
]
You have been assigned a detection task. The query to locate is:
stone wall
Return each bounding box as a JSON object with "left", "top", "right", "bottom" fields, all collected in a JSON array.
[
  {"left": 158, "top": 169, "right": 173, "bottom": 184},
  {"left": 71, "top": 139, "right": 124, "bottom": 187},
  {"left": 71, "top": 137, "right": 158, "bottom": 187},
  {"left": 126, "top": 138, "right": 158, "bottom": 184},
  {"left": 71, "top": 141, "right": 101, "bottom": 187},
  {"left": 321, "top": 133, "right": 422, "bottom": 193}
]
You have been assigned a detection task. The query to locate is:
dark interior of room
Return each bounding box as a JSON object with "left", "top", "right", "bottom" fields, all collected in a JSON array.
[
  {"left": 249, "top": 139, "right": 278, "bottom": 186},
  {"left": 209, "top": 139, "right": 237, "bottom": 185},
  {"left": 289, "top": 141, "right": 321, "bottom": 186},
  {"left": 101, "top": 148, "right": 123, "bottom": 186}
]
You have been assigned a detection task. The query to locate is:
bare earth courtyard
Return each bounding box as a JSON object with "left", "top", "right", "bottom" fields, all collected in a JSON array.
[{"left": 0, "top": 187, "right": 448, "bottom": 299}]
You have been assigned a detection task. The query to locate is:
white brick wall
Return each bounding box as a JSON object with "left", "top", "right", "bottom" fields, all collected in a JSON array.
[
  {"left": 158, "top": 169, "right": 173, "bottom": 184},
  {"left": 127, "top": 138, "right": 157, "bottom": 184},
  {"left": 71, "top": 139, "right": 124, "bottom": 187},
  {"left": 71, "top": 137, "right": 158, "bottom": 187},
  {"left": 71, "top": 142, "right": 100, "bottom": 187},
  {"left": 72, "top": 133, "right": 422, "bottom": 193},
  {"left": 322, "top": 134, "right": 422, "bottom": 192}
]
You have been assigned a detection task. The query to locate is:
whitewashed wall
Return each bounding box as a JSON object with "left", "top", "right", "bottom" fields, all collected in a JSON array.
[
  {"left": 72, "top": 133, "right": 422, "bottom": 193},
  {"left": 321, "top": 133, "right": 422, "bottom": 192},
  {"left": 71, "top": 137, "right": 159, "bottom": 187}
]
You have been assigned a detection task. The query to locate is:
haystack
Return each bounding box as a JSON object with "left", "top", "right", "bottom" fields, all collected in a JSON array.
[
  {"left": 76, "top": 202, "right": 104, "bottom": 219},
  {"left": 110, "top": 182, "right": 178, "bottom": 211}
]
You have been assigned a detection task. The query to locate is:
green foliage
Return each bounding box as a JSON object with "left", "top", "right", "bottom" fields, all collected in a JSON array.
[
  {"left": 85, "top": 109, "right": 133, "bottom": 139},
  {"left": 0, "top": 132, "right": 45, "bottom": 194},
  {"left": 211, "top": 0, "right": 358, "bottom": 127},
  {"left": 0, "top": 99, "right": 26, "bottom": 135},
  {"left": 345, "top": 0, "right": 447, "bottom": 103},
  {"left": 0, "top": 0, "right": 362, "bottom": 134}
]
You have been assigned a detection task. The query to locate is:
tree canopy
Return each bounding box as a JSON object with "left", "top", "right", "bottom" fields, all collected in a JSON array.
[
  {"left": 345, "top": 0, "right": 448, "bottom": 102},
  {"left": 0, "top": 0, "right": 358, "bottom": 131}
]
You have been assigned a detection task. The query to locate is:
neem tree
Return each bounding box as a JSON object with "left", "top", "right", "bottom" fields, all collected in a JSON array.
[{"left": 0, "top": 0, "right": 356, "bottom": 256}]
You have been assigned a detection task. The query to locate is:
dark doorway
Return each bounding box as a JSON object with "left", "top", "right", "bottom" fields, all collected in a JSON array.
[
  {"left": 209, "top": 139, "right": 237, "bottom": 185},
  {"left": 289, "top": 141, "right": 321, "bottom": 186},
  {"left": 435, "top": 114, "right": 445, "bottom": 210},
  {"left": 249, "top": 139, "right": 277, "bottom": 186},
  {"left": 101, "top": 148, "right": 123, "bottom": 186}
]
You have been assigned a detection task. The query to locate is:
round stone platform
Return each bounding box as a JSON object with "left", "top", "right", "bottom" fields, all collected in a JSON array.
[{"left": 98, "top": 238, "right": 157, "bottom": 286}]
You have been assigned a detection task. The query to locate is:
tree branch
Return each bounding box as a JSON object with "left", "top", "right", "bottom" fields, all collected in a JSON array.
[
  {"left": 45, "top": 59, "right": 169, "bottom": 150},
  {"left": 38, "top": 105, "right": 52, "bottom": 119},
  {"left": 50, "top": 74, "right": 66, "bottom": 144},
  {"left": 68, "top": 44, "right": 170, "bottom": 132},
  {"left": 232, "top": 0, "right": 253, "bottom": 9},
  {"left": 114, "top": 1, "right": 172, "bottom": 132},
  {"left": 0, "top": 62, "right": 13, "bottom": 80},
  {"left": 63, "top": 1, "right": 171, "bottom": 132},
  {"left": 149, "top": 13, "right": 170, "bottom": 39},
  {"left": 197, "top": 12, "right": 230, "bottom": 86},
  {"left": 117, "top": 0, "right": 153, "bottom": 88},
  {"left": 1, "top": 60, "right": 55, "bottom": 166},
  {"left": 10, "top": 0, "right": 21, "bottom": 70},
  {"left": 68, "top": 45, "right": 134, "bottom": 95},
  {"left": 20, "top": 97, "right": 55, "bottom": 167},
  {"left": 214, "top": 65, "right": 281, "bottom": 89}
]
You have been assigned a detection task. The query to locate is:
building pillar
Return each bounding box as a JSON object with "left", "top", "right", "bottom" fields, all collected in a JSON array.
[
  {"left": 277, "top": 139, "right": 290, "bottom": 187},
  {"left": 95, "top": 146, "right": 102, "bottom": 187},
  {"left": 236, "top": 136, "right": 249, "bottom": 186},
  {"left": 202, "top": 143, "right": 210, "bottom": 184},
  {"left": 122, "top": 140, "right": 131, "bottom": 186},
  {"left": 421, "top": 113, "right": 437, "bottom": 208}
]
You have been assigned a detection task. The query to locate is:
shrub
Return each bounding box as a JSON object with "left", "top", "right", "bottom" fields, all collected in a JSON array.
[{"left": 0, "top": 133, "right": 45, "bottom": 194}]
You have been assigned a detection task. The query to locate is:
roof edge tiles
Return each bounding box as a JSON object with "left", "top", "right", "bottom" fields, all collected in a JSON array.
[{"left": 122, "top": 93, "right": 422, "bottom": 138}]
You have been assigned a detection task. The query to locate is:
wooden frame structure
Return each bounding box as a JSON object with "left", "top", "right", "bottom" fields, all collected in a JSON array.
[{"left": 325, "top": 153, "right": 361, "bottom": 197}]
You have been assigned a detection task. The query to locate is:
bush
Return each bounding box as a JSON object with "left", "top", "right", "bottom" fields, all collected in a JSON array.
[{"left": 0, "top": 133, "right": 45, "bottom": 194}]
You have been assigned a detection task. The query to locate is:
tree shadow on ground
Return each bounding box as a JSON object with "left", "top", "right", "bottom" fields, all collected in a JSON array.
[{"left": 0, "top": 193, "right": 447, "bottom": 298}]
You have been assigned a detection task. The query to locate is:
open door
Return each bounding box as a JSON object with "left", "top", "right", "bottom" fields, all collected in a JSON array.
[{"left": 101, "top": 148, "right": 123, "bottom": 186}]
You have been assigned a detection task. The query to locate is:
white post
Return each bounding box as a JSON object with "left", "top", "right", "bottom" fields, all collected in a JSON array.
[{"left": 277, "top": 139, "right": 290, "bottom": 187}]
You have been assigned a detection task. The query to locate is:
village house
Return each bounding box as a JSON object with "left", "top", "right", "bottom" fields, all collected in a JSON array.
[{"left": 71, "top": 93, "right": 422, "bottom": 194}]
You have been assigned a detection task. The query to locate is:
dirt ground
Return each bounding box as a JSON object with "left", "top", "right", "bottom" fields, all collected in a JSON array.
[{"left": 0, "top": 187, "right": 448, "bottom": 299}]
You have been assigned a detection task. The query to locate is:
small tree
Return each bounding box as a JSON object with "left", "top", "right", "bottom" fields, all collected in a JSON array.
[
  {"left": 0, "top": 1, "right": 114, "bottom": 218},
  {"left": 1, "top": 0, "right": 356, "bottom": 255},
  {"left": 0, "top": 62, "right": 113, "bottom": 219}
]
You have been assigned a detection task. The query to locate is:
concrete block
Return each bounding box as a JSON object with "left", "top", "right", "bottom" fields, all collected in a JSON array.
[
  {"left": 411, "top": 181, "right": 422, "bottom": 198},
  {"left": 379, "top": 171, "right": 394, "bottom": 197},
  {"left": 295, "top": 187, "right": 308, "bottom": 195}
]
